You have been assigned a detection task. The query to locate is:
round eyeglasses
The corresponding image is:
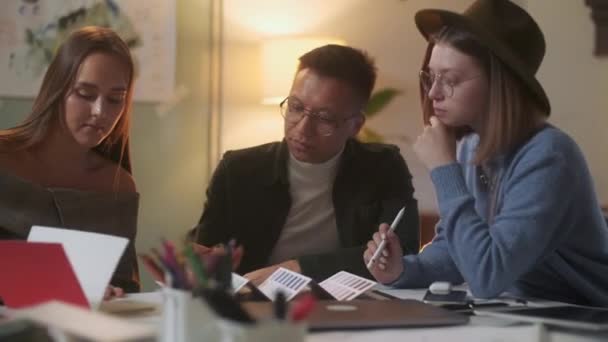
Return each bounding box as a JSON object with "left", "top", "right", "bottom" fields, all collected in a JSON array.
[
  {"left": 419, "top": 70, "right": 482, "bottom": 98},
  {"left": 279, "top": 97, "right": 360, "bottom": 136}
]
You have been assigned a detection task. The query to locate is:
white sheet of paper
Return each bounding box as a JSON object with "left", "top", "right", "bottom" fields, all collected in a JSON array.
[
  {"left": 28, "top": 226, "right": 128, "bottom": 309},
  {"left": 258, "top": 267, "right": 311, "bottom": 301},
  {"left": 319, "top": 271, "right": 377, "bottom": 301},
  {"left": 12, "top": 301, "right": 155, "bottom": 340},
  {"left": 232, "top": 272, "right": 249, "bottom": 293},
  {"left": 99, "top": 298, "right": 159, "bottom": 315}
]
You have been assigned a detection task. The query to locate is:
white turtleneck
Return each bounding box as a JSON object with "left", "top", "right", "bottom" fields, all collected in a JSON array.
[{"left": 268, "top": 150, "right": 342, "bottom": 264}]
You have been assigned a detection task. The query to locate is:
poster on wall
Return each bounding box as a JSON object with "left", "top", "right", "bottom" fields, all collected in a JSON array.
[{"left": 0, "top": 0, "right": 175, "bottom": 102}]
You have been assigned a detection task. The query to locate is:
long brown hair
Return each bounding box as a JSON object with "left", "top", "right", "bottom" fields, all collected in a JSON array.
[
  {"left": 0, "top": 26, "right": 135, "bottom": 173},
  {"left": 421, "top": 26, "right": 546, "bottom": 165}
]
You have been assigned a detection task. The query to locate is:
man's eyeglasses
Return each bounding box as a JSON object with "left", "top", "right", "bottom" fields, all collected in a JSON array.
[
  {"left": 419, "top": 70, "right": 482, "bottom": 98},
  {"left": 279, "top": 97, "right": 360, "bottom": 136}
]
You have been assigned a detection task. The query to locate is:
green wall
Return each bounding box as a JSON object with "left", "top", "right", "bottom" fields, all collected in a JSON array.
[{"left": 0, "top": 0, "right": 213, "bottom": 291}]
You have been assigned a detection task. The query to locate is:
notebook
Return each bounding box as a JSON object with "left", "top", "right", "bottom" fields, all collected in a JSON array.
[
  {"left": 243, "top": 298, "right": 469, "bottom": 331},
  {"left": 0, "top": 241, "right": 89, "bottom": 308},
  {"left": 28, "top": 226, "right": 128, "bottom": 309}
]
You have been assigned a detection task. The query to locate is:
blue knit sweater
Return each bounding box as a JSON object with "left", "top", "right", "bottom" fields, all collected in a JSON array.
[{"left": 391, "top": 125, "right": 608, "bottom": 306}]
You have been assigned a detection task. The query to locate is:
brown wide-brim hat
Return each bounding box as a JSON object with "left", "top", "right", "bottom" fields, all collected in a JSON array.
[{"left": 415, "top": 0, "right": 551, "bottom": 115}]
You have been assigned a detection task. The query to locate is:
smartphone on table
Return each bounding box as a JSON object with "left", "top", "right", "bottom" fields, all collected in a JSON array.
[{"left": 423, "top": 290, "right": 469, "bottom": 305}]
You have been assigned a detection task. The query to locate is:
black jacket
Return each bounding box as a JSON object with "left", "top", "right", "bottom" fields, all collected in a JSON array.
[{"left": 193, "top": 139, "right": 419, "bottom": 281}]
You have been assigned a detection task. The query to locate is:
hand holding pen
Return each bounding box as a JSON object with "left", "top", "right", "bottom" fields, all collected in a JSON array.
[
  {"left": 366, "top": 206, "right": 405, "bottom": 269},
  {"left": 364, "top": 206, "right": 406, "bottom": 284}
]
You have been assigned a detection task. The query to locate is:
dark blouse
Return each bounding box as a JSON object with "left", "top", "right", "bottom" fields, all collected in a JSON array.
[{"left": 0, "top": 170, "right": 140, "bottom": 292}]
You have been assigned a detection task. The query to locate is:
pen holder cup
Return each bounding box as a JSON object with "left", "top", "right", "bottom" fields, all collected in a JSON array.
[
  {"left": 160, "top": 287, "right": 306, "bottom": 342},
  {"left": 160, "top": 287, "right": 221, "bottom": 342},
  {"left": 222, "top": 319, "right": 307, "bottom": 342}
]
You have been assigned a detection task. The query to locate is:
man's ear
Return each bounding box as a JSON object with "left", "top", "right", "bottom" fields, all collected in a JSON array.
[{"left": 349, "top": 114, "right": 366, "bottom": 137}]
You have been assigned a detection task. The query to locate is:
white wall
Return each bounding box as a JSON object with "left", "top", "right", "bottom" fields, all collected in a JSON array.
[
  {"left": 526, "top": 1, "right": 608, "bottom": 206},
  {"left": 220, "top": 0, "right": 608, "bottom": 211}
]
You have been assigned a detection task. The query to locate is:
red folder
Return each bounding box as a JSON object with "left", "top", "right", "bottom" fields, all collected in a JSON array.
[{"left": 0, "top": 241, "right": 89, "bottom": 308}]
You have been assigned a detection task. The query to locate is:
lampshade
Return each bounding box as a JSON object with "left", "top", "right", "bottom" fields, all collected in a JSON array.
[{"left": 261, "top": 37, "right": 345, "bottom": 105}]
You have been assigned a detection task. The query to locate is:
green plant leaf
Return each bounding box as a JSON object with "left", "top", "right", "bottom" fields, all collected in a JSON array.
[
  {"left": 357, "top": 126, "right": 384, "bottom": 143},
  {"left": 364, "top": 88, "right": 401, "bottom": 118}
]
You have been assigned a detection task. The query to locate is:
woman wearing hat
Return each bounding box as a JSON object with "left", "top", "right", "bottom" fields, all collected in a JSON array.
[{"left": 364, "top": 0, "right": 608, "bottom": 306}]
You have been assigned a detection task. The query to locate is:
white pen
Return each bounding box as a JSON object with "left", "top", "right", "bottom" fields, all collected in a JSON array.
[{"left": 366, "top": 206, "right": 406, "bottom": 269}]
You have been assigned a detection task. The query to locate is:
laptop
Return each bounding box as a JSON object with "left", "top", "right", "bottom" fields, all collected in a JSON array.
[
  {"left": 0, "top": 241, "right": 89, "bottom": 309},
  {"left": 243, "top": 298, "right": 469, "bottom": 331},
  {"left": 475, "top": 305, "right": 608, "bottom": 331}
]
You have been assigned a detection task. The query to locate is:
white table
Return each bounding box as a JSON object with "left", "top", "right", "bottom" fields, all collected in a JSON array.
[{"left": 115, "top": 289, "right": 608, "bottom": 342}]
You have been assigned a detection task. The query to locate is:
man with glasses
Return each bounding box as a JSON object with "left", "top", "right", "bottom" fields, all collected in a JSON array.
[{"left": 191, "top": 44, "right": 419, "bottom": 284}]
